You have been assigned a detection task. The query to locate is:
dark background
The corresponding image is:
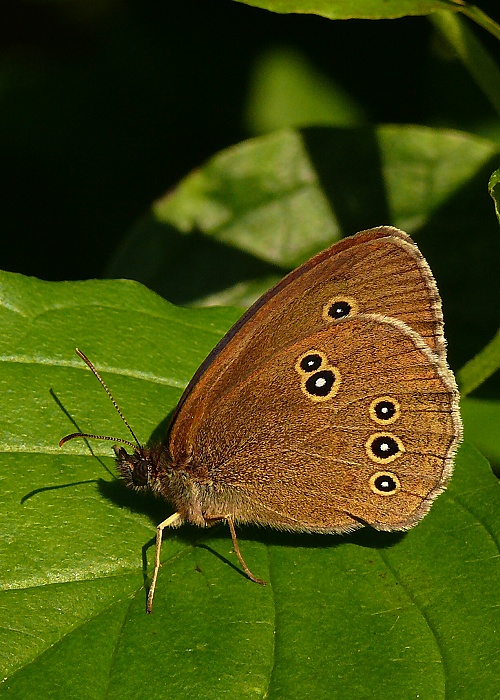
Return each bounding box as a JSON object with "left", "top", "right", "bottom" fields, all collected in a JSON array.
[{"left": 1, "top": 0, "right": 499, "bottom": 283}]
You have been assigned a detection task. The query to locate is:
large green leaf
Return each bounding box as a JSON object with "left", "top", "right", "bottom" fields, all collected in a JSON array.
[{"left": 1, "top": 272, "right": 499, "bottom": 698}]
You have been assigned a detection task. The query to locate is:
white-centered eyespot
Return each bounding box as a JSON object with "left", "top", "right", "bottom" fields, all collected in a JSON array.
[
  {"left": 322, "top": 296, "right": 359, "bottom": 323},
  {"left": 369, "top": 471, "right": 401, "bottom": 496},
  {"left": 295, "top": 350, "right": 328, "bottom": 376},
  {"left": 300, "top": 365, "right": 341, "bottom": 402},
  {"left": 366, "top": 432, "right": 405, "bottom": 464},
  {"left": 369, "top": 396, "right": 401, "bottom": 425}
]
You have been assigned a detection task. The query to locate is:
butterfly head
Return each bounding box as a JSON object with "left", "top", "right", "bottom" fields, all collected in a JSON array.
[{"left": 114, "top": 445, "right": 163, "bottom": 493}]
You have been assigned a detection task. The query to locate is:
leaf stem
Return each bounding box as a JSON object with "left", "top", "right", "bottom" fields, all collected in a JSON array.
[
  {"left": 430, "top": 10, "right": 500, "bottom": 117},
  {"left": 458, "top": 4, "right": 500, "bottom": 43}
]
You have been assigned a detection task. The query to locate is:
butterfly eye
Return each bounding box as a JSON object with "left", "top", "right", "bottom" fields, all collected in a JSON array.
[
  {"left": 366, "top": 433, "right": 404, "bottom": 464},
  {"left": 132, "top": 460, "right": 150, "bottom": 487},
  {"left": 301, "top": 367, "right": 341, "bottom": 402},
  {"left": 323, "top": 296, "right": 358, "bottom": 323},
  {"left": 369, "top": 397, "right": 400, "bottom": 424},
  {"left": 369, "top": 471, "right": 401, "bottom": 495}
]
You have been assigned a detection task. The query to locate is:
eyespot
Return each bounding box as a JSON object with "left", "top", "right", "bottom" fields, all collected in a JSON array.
[
  {"left": 301, "top": 366, "right": 341, "bottom": 402},
  {"left": 323, "top": 296, "right": 358, "bottom": 323},
  {"left": 366, "top": 433, "right": 404, "bottom": 464},
  {"left": 295, "top": 351, "right": 326, "bottom": 375},
  {"left": 369, "top": 471, "right": 401, "bottom": 496},
  {"left": 305, "top": 370, "right": 336, "bottom": 397},
  {"left": 369, "top": 397, "right": 400, "bottom": 425}
]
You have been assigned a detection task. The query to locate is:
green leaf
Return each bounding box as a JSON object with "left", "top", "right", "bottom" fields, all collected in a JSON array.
[
  {"left": 231, "top": 0, "right": 500, "bottom": 44},
  {"left": 461, "top": 397, "right": 500, "bottom": 475},
  {"left": 458, "top": 324, "right": 500, "bottom": 396},
  {"left": 107, "top": 126, "right": 498, "bottom": 308},
  {"left": 106, "top": 125, "right": 500, "bottom": 375},
  {"left": 230, "top": 0, "right": 461, "bottom": 20},
  {"left": 488, "top": 166, "right": 500, "bottom": 224},
  {"left": 244, "top": 47, "right": 366, "bottom": 133},
  {"left": 1, "top": 273, "right": 499, "bottom": 698},
  {"left": 106, "top": 129, "right": 341, "bottom": 307}
]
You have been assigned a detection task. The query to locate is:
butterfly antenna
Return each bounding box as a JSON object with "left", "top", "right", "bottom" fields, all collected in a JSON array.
[
  {"left": 59, "top": 348, "right": 142, "bottom": 450},
  {"left": 59, "top": 432, "right": 138, "bottom": 449}
]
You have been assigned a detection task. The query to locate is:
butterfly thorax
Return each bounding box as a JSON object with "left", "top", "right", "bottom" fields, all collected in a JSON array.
[{"left": 115, "top": 442, "right": 271, "bottom": 528}]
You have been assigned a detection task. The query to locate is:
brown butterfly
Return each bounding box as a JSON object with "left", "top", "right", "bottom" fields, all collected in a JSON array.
[{"left": 60, "top": 226, "right": 462, "bottom": 612}]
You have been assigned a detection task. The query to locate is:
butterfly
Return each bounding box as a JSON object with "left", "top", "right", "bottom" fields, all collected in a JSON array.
[{"left": 61, "top": 226, "right": 462, "bottom": 612}]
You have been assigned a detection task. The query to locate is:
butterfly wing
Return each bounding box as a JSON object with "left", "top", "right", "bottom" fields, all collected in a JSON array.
[
  {"left": 169, "top": 227, "right": 446, "bottom": 466},
  {"left": 172, "top": 315, "right": 461, "bottom": 532}
]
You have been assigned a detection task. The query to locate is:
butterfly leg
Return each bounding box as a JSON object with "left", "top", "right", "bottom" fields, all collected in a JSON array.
[
  {"left": 226, "top": 516, "right": 267, "bottom": 586},
  {"left": 147, "top": 511, "right": 182, "bottom": 614}
]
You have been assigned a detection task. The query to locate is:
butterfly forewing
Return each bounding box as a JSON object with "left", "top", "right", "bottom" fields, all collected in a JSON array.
[{"left": 168, "top": 227, "right": 446, "bottom": 464}]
